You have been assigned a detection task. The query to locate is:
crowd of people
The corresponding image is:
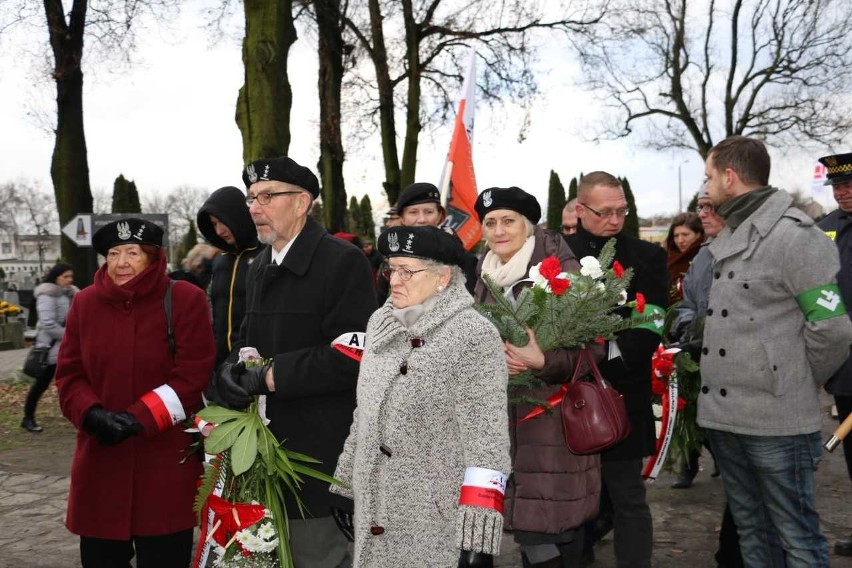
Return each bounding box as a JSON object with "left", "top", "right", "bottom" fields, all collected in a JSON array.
[{"left": 24, "top": 137, "right": 852, "bottom": 568}]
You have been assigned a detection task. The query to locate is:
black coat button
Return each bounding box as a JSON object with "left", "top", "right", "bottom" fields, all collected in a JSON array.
[
  {"left": 728, "top": 271, "right": 735, "bottom": 279},
  {"left": 701, "top": 386, "right": 709, "bottom": 394},
  {"left": 720, "top": 388, "right": 727, "bottom": 396},
  {"left": 772, "top": 365, "right": 778, "bottom": 371},
  {"left": 743, "top": 283, "right": 749, "bottom": 289},
  {"left": 707, "top": 308, "right": 714, "bottom": 316},
  {"left": 370, "top": 525, "right": 385, "bottom": 535},
  {"left": 379, "top": 445, "right": 392, "bottom": 457},
  {"left": 719, "top": 348, "right": 726, "bottom": 356},
  {"left": 721, "top": 309, "right": 728, "bottom": 317},
  {"left": 702, "top": 347, "right": 709, "bottom": 355},
  {"left": 714, "top": 272, "right": 721, "bottom": 279}
]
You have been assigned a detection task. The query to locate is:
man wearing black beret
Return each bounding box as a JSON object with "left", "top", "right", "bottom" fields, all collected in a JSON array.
[
  {"left": 375, "top": 182, "right": 478, "bottom": 305},
  {"left": 564, "top": 172, "right": 669, "bottom": 568},
  {"left": 213, "top": 156, "right": 377, "bottom": 566},
  {"left": 817, "top": 151, "right": 852, "bottom": 556}
]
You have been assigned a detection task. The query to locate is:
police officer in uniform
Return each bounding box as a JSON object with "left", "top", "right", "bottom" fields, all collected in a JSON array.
[{"left": 817, "top": 151, "right": 852, "bottom": 556}]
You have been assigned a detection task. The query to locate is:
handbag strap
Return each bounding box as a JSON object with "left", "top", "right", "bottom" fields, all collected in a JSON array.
[
  {"left": 165, "top": 280, "right": 175, "bottom": 359},
  {"left": 569, "top": 348, "right": 607, "bottom": 386}
]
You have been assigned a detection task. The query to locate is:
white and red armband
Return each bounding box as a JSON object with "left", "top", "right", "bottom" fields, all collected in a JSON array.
[
  {"left": 140, "top": 385, "right": 186, "bottom": 432},
  {"left": 458, "top": 467, "right": 508, "bottom": 513},
  {"left": 331, "top": 332, "right": 367, "bottom": 362}
]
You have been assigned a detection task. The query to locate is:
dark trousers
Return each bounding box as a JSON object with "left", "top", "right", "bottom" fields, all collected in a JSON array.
[
  {"left": 24, "top": 363, "right": 56, "bottom": 419},
  {"left": 80, "top": 529, "right": 193, "bottom": 568},
  {"left": 601, "top": 458, "right": 653, "bottom": 568},
  {"left": 836, "top": 395, "right": 852, "bottom": 481}
]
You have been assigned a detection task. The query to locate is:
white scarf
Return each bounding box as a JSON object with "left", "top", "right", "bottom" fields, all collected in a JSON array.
[{"left": 480, "top": 235, "right": 536, "bottom": 288}]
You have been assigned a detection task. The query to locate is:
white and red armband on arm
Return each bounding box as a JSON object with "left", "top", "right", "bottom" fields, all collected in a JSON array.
[
  {"left": 140, "top": 385, "right": 186, "bottom": 432},
  {"left": 458, "top": 467, "right": 508, "bottom": 513},
  {"left": 331, "top": 332, "right": 367, "bottom": 362}
]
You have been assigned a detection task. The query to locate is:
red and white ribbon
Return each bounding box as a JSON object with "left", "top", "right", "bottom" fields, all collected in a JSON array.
[
  {"left": 458, "top": 467, "right": 508, "bottom": 513},
  {"left": 643, "top": 347, "right": 681, "bottom": 480},
  {"left": 140, "top": 384, "right": 185, "bottom": 431}
]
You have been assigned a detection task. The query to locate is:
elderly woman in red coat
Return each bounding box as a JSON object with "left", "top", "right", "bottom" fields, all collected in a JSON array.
[{"left": 56, "top": 218, "right": 215, "bottom": 568}]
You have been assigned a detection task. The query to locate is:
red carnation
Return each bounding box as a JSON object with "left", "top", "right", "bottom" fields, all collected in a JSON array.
[
  {"left": 595, "top": 336, "right": 606, "bottom": 344},
  {"left": 538, "top": 256, "right": 562, "bottom": 280},
  {"left": 635, "top": 292, "right": 646, "bottom": 313},
  {"left": 676, "top": 396, "right": 687, "bottom": 411},
  {"left": 653, "top": 357, "right": 674, "bottom": 378},
  {"left": 612, "top": 260, "right": 624, "bottom": 278},
  {"left": 550, "top": 277, "right": 571, "bottom": 295}
]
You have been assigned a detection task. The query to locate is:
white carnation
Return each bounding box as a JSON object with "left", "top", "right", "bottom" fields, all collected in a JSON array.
[{"left": 579, "top": 256, "right": 603, "bottom": 279}]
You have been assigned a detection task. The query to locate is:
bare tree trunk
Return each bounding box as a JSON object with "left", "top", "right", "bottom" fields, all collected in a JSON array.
[
  {"left": 367, "top": 0, "right": 402, "bottom": 205},
  {"left": 236, "top": 0, "right": 297, "bottom": 163},
  {"left": 314, "top": 0, "right": 346, "bottom": 232},
  {"left": 399, "top": 0, "right": 421, "bottom": 190},
  {"left": 44, "top": 0, "right": 95, "bottom": 286}
]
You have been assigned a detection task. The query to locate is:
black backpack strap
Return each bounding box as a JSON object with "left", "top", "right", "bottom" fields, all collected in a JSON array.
[{"left": 165, "top": 280, "right": 175, "bottom": 358}]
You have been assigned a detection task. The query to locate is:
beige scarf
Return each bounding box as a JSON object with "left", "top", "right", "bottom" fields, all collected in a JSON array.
[{"left": 480, "top": 235, "right": 536, "bottom": 288}]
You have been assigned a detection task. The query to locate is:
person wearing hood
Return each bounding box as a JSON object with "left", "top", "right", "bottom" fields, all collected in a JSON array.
[
  {"left": 197, "top": 186, "right": 262, "bottom": 365},
  {"left": 21, "top": 262, "right": 78, "bottom": 433}
]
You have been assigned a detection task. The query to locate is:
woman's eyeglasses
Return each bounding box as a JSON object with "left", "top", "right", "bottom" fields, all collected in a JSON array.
[{"left": 381, "top": 266, "right": 428, "bottom": 281}]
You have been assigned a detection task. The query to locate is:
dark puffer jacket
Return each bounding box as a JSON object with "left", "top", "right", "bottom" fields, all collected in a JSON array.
[
  {"left": 197, "top": 186, "right": 262, "bottom": 365},
  {"left": 474, "top": 226, "right": 601, "bottom": 536}
]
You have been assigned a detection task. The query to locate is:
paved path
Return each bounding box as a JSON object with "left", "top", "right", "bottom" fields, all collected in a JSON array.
[{"left": 1, "top": 343, "right": 851, "bottom": 567}]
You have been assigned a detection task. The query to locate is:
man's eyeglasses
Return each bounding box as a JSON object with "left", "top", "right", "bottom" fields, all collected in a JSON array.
[
  {"left": 696, "top": 203, "right": 715, "bottom": 213},
  {"left": 245, "top": 191, "right": 303, "bottom": 206},
  {"left": 381, "top": 265, "right": 429, "bottom": 281},
  {"left": 581, "top": 203, "right": 630, "bottom": 219}
]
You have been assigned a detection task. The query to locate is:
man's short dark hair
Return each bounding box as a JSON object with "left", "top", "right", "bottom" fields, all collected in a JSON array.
[
  {"left": 578, "top": 171, "right": 622, "bottom": 200},
  {"left": 708, "top": 136, "right": 770, "bottom": 186}
]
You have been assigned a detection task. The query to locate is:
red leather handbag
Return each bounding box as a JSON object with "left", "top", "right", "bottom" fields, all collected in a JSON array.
[{"left": 561, "top": 348, "right": 631, "bottom": 455}]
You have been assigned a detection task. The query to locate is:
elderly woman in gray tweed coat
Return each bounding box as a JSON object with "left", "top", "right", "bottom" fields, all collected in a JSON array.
[{"left": 332, "top": 225, "right": 511, "bottom": 568}]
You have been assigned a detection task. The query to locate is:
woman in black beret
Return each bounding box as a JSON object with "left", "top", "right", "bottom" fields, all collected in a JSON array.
[
  {"left": 55, "top": 218, "right": 216, "bottom": 567},
  {"left": 472, "top": 186, "right": 602, "bottom": 567},
  {"left": 332, "top": 225, "right": 511, "bottom": 568}
]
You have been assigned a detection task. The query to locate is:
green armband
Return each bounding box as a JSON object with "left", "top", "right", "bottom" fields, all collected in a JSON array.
[
  {"left": 796, "top": 284, "right": 847, "bottom": 322},
  {"left": 824, "top": 230, "right": 836, "bottom": 242},
  {"left": 632, "top": 303, "right": 666, "bottom": 335}
]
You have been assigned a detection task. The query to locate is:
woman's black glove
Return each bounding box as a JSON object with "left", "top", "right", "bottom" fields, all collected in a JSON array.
[
  {"left": 331, "top": 507, "right": 354, "bottom": 542},
  {"left": 83, "top": 406, "right": 143, "bottom": 445},
  {"left": 458, "top": 551, "right": 493, "bottom": 567}
]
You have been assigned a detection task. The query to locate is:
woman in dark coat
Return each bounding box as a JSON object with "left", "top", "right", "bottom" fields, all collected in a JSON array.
[
  {"left": 665, "top": 212, "right": 705, "bottom": 302},
  {"left": 473, "top": 187, "right": 601, "bottom": 568},
  {"left": 56, "top": 218, "right": 215, "bottom": 568}
]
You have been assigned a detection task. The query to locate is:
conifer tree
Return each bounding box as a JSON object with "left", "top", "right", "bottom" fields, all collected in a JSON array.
[
  {"left": 175, "top": 219, "right": 198, "bottom": 265},
  {"left": 111, "top": 174, "right": 142, "bottom": 213},
  {"left": 359, "top": 195, "right": 376, "bottom": 239},
  {"left": 620, "top": 177, "right": 639, "bottom": 238},
  {"left": 347, "top": 195, "right": 360, "bottom": 234},
  {"left": 687, "top": 192, "right": 699, "bottom": 213},
  {"left": 546, "top": 170, "right": 566, "bottom": 231},
  {"left": 568, "top": 176, "right": 579, "bottom": 201}
]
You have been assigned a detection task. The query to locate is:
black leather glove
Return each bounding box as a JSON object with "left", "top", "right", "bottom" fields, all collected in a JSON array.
[
  {"left": 458, "top": 551, "right": 493, "bottom": 568},
  {"left": 331, "top": 507, "right": 354, "bottom": 542},
  {"left": 83, "top": 406, "right": 143, "bottom": 446},
  {"left": 211, "top": 362, "right": 253, "bottom": 410},
  {"left": 232, "top": 361, "right": 272, "bottom": 397}
]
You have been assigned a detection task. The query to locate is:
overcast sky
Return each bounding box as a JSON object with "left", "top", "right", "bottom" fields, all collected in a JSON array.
[{"left": 0, "top": 1, "right": 841, "bottom": 232}]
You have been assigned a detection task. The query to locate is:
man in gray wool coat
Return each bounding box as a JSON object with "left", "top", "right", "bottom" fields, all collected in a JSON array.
[{"left": 699, "top": 135, "right": 852, "bottom": 568}]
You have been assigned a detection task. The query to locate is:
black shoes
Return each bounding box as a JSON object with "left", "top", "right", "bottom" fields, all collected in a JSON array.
[
  {"left": 835, "top": 536, "right": 852, "bottom": 556},
  {"left": 20, "top": 417, "right": 43, "bottom": 433}
]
